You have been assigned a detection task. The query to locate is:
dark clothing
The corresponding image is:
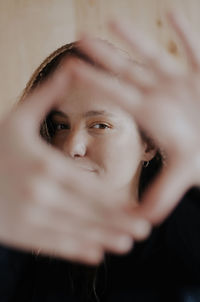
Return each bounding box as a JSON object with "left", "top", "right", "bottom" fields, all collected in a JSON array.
[{"left": 0, "top": 188, "right": 200, "bottom": 302}]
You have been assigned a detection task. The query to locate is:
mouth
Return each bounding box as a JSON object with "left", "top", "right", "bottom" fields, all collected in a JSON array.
[
  {"left": 72, "top": 160, "right": 98, "bottom": 173},
  {"left": 78, "top": 165, "right": 97, "bottom": 173}
]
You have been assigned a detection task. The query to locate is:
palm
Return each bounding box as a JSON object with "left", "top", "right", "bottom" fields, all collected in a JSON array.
[{"left": 74, "top": 11, "right": 200, "bottom": 224}]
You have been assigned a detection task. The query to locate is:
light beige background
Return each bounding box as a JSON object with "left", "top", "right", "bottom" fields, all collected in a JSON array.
[{"left": 0, "top": 0, "right": 199, "bottom": 118}]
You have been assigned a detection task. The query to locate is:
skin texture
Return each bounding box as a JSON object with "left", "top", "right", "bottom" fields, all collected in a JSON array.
[{"left": 69, "top": 11, "right": 200, "bottom": 225}]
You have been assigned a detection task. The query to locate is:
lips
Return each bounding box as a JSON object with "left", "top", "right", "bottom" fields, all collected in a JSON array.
[
  {"left": 72, "top": 160, "right": 98, "bottom": 173},
  {"left": 78, "top": 166, "right": 97, "bottom": 172}
]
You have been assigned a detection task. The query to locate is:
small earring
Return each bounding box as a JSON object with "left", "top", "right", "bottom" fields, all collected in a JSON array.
[{"left": 143, "top": 161, "right": 149, "bottom": 168}]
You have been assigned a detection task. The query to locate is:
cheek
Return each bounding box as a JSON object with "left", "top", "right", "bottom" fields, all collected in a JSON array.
[
  {"left": 109, "top": 138, "right": 143, "bottom": 187},
  {"left": 91, "top": 133, "right": 143, "bottom": 176},
  {"left": 114, "top": 139, "right": 143, "bottom": 173},
  {"left": 88, "top": 138, "right": 109, "bottom": 165}
]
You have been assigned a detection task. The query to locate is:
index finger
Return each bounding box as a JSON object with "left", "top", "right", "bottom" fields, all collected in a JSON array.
[{"left": 69, "top": 59, "right": 141, "bottom": 114}]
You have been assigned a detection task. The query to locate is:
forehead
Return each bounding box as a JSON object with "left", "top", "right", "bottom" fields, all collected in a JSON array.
[{"left": 57, "top": 81, "right": 130, "bottom": 119}]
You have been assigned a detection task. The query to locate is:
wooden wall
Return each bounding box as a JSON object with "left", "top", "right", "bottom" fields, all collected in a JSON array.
[{"left": 0, "top": 0, "right": 199, "bottom": 118}]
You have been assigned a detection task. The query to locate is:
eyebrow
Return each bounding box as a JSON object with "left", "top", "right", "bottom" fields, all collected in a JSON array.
[{"left": 50, "top": 110, "right": 114, "bottom": 119}]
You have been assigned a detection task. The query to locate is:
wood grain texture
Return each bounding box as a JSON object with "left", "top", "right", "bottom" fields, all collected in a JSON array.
[
  {"left": 0, "top": 0, "right": 75, "bottom": 117},
  {"left": 0, "top": 0, "right": 200, "bottom": 117}
]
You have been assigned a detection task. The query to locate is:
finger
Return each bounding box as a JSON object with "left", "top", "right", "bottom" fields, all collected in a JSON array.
[
  {"left": 73, "top": 224, "right": 134, "bottom": 254},
  {"left": 25, "top": 175, "right": 151, "bottom": 243},
  {"left": 27, "top": 197, "right": 133, "bottom": 255},
  {"left": 23, "top": 230, "right": 104, "bottom": 265},
  {"left": 15, "top": 64, "right": 71, "bottom": 131},
  {"left": 41, "top": 238, "right": 103, "bottom": 265},
  {"left": 35, "top": 187, "right": 151, "bottom": 243},
  {"left": 109, "top": 20, "right": 181, "bottom": 78},
  {"left": 68, "top": 59, "right": 142, "bottom": 115},
  {"left": 135, "top": 160, "right": 192, "bottom": 224},
  {"left": 79, "top": 37, "right": 156, "bottom": 91},
  {"left": 55, "top": 180, "right": 152, "bottom": 241},
  {"left": 33, "top": 151, "right": 118, "bottom": 207},
  {"left": 0, "top": 215, "right": 104, "bottom": 265},
  {"left": 167, "top": 11, "right": 200, "bottom": 71}
]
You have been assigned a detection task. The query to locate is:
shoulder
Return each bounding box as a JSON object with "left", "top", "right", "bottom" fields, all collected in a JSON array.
[
  {"left": 166, "top": 187, "right": 200, "bottom": 240},
  {"left": 0, "top": 244, "right": 33, "bottom": 301},
  {"left": 162, "top": 187, "right": 200, "bottom": 282}
]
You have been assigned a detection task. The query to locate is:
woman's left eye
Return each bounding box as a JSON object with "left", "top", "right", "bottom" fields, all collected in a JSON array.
[{"left": 91, "top": 123, "right": 110, "bottom": 129}]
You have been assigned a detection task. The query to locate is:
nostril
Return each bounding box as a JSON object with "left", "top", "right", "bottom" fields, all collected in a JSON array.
[
  {"left": 66, "top": 136, "right": 87, "bottom": 158},
  {"left": 74, "top": 153, "right": 81, "bottom": 158},
  {"left": 69, "top": 143, "right": 87, "bottom": 158}
]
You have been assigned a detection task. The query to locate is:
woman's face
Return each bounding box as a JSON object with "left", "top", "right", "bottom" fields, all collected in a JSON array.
[{"left": 51, "top": 81, "right": 151, "bottom": 200}]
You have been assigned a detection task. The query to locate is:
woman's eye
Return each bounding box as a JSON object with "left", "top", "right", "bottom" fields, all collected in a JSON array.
[
  {"left": 91, "top": 123, "right": 110, "bottom": 129},
  {"left": 54, "top": 123, "right": 70, "bottom": 131}
]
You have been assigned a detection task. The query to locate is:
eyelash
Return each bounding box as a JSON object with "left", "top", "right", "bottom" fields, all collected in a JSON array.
[
  {"left": 53, "top": 123, "right": 70, "bottom": 131},
  {"left": 89, "top": 123, "right": 111, "bottom": 130},
  {"left": 52, "top": 122, "right": 112, "bottom": 133}
]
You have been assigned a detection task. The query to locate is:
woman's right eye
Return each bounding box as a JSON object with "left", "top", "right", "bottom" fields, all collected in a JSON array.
[{"left": 54, "top": 123, "right": 70, "bottom": 131}]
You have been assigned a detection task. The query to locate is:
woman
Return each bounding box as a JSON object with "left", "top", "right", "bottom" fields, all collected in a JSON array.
[
  {"left": 0, "top": 12, "right": 200, "bottom": 302},
  {"left": 0, "top": 41, "right": 163, "bottom": 301}
]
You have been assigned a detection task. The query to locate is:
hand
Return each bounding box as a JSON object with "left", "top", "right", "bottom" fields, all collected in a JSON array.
[
  {"left": 0, "top": 62, "right": 151, "bottom": 264},
  {"left": 71, "top": 12, "right": 200, "bottom": 225}
]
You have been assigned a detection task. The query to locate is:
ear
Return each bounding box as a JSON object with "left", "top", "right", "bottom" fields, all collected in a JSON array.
[{"left": 142, "top": 141, "right": 157, "bottom": 162}]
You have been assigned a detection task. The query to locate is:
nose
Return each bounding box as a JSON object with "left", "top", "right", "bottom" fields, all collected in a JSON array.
[{"left": 64, "top": 129, "right": 87, "bottom": 158}]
